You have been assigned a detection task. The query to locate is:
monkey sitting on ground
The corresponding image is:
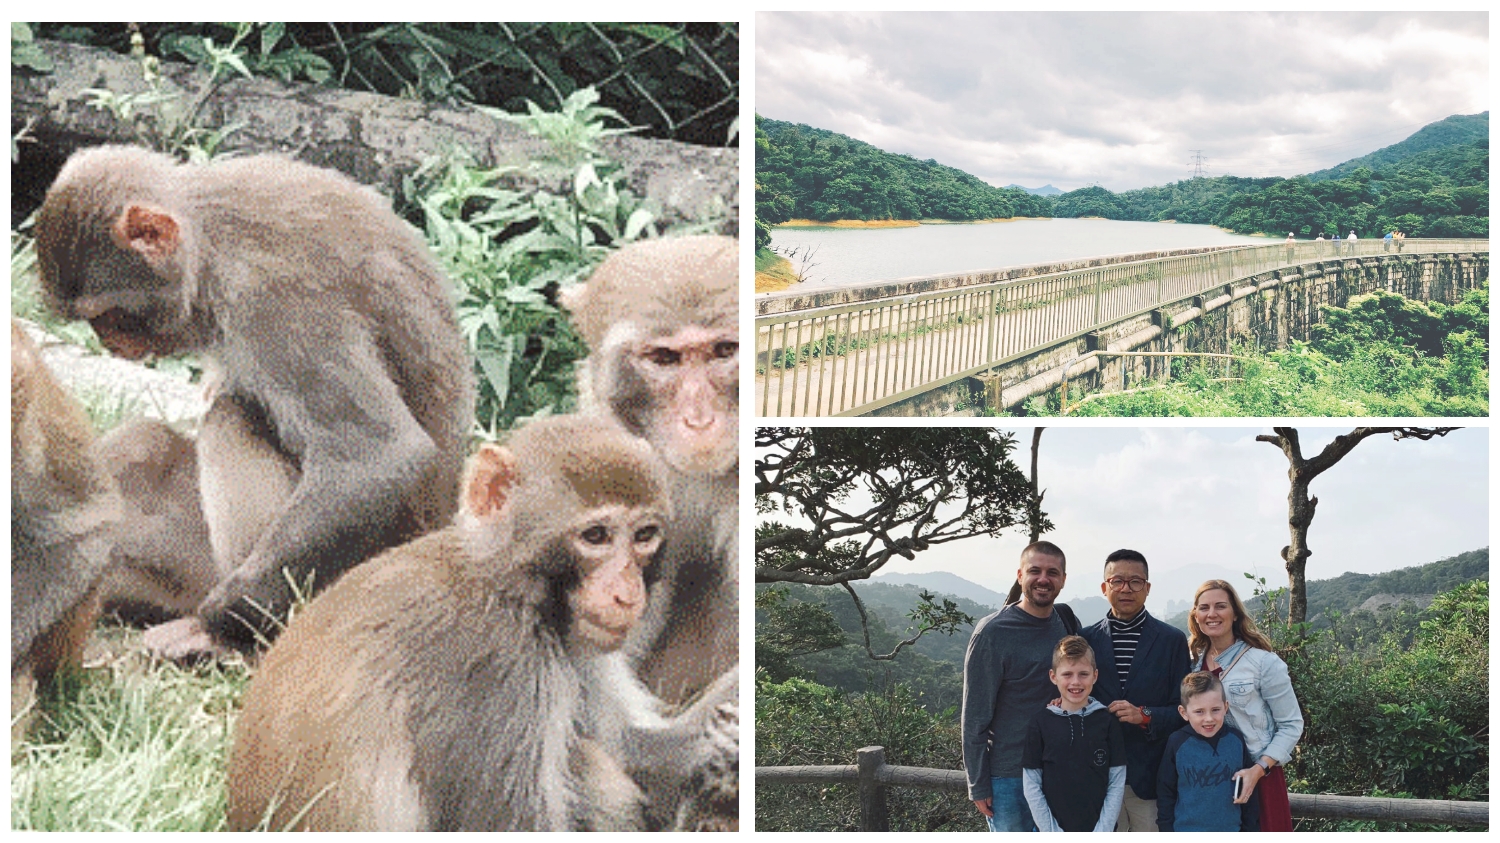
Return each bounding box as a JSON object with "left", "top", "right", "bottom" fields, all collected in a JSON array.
[
  {"left": 561, "top": 235, "right": 740, "bottom": 828},
  {"left": 93, "top": 419, "right": 219, "bottom": 626},
  {"left": 226, "top": 415, "right": 735, "bottom": 831},
  {"left": 11, "top": 321, "right": 122, "bottom": 734},
  {"left": 35, "top": 145, "right": 474, "bottom": 660},
  {"left": 561, "top": 235, "right": 739, "bottom": 705}
]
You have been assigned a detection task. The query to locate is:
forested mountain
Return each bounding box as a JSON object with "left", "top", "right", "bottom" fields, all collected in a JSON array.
[
  {"left": 754, "top": 115, "right": 1054, "bottom": 225},
  {"left": 1164, "top": 547, "right": 1490, "bottom": 630},
  {"left": 1306, "top": 112, "right": 1489, "bottom": 181},
  {"left": 755, "top": 111, "right": 1487, "bottom": 249},
  {"left": 1051, "top": 112, "right": 1488, "bottom": 239}
]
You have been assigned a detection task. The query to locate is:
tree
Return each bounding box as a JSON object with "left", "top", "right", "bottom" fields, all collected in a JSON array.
[
  {"left": 756, "top": 427, "right": 1042, "bottom": 657},
  {"left": 1255, "top": 427, "right": 1458, "bottom": 625},
  {"left": 1005, "top": 427, "right": 1047, "bottom": 606}
]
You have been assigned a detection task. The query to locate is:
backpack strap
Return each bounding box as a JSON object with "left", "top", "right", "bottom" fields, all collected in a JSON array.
[{"left": 1054, "top": 602, "right": 1080, "bottom": 636}]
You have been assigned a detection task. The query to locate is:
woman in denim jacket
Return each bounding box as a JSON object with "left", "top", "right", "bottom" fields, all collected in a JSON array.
[{"left": 1188, "top": 579, "right": 1304, "bottom": 831}]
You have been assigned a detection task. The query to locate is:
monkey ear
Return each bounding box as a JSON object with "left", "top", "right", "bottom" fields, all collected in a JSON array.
[
  {"left": 464, "top": 444, "right": 519, "bottom": 518},
  {"left": 112, "top": 204, "right": 182, "bottom": 260},
  {"left": 555, "top": 281, "right": 588, "bottom": 314}
]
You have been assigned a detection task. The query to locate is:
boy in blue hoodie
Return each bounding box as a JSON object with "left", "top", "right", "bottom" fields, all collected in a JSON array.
[
  {"left": 1021, "top": 635, "right": 1127, "bottom": 832},
  {"left": 1156, "top": 671, "right": 1260, "bottom": 831}
]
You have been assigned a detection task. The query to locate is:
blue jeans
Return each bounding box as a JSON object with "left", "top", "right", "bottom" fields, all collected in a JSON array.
[{"left": 986, "top": 776, "right": 1036, "bottom": 832}]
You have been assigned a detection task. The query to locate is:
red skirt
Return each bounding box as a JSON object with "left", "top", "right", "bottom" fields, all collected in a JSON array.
[{"left": 1256, "top": 765, "right": 1293, "bottom": 831}]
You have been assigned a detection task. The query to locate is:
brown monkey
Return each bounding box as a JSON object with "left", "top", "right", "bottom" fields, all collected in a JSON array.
[
  {"left": 226, "top": 415, "right": 734, "bottom": 831},
  {"left": 11, "top": 321, "right": 121, "bottom": 731},
  {"left": 560, "top": 235, "right": 739, "bottom": 706},
  {"left": 35, "top": 146, "right": 474, "bottom": 659},
  {"left": 92, "top": 419, "right": 218, "bottom": 626},
  {"left": 560, "top": 235, "right": 740, "bottom": 829}
]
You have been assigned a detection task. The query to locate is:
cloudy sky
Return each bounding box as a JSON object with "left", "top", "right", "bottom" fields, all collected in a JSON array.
[
  {"left": 755, "top": 12, "right": 1488, "bottom": 192},
  {"left": 765, "top": 426, "right": 1488, "bottom": 611}
]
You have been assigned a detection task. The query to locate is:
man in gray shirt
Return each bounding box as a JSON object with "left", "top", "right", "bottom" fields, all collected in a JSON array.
[{"left": 962, "top": 540, "right": 1076, "bottom": 832}]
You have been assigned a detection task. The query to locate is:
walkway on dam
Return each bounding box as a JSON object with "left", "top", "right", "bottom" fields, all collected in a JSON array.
[{"left": 754, "top": 239, "right": 1487, "bottom": 417}]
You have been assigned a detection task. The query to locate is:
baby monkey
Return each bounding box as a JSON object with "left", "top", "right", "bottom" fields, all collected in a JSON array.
[{"left": 227, "top": 415, "right": 734, "bottom": 831}]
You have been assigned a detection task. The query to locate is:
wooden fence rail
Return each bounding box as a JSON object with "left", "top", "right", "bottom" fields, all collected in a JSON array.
[{"left": 757, "top": 746, "right": 1489, "bottom": 831}]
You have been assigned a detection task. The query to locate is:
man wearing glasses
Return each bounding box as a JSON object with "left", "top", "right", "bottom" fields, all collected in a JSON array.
[{"left": 1081, "top": 549, "right": 1191, "bottom": 831}]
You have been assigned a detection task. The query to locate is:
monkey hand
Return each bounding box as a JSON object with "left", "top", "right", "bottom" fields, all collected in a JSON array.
[{"left": 141, "top": 616, "right": 234, "bottom": 664}]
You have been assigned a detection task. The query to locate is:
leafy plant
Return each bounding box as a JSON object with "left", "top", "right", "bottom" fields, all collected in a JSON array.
[{"left": 403, "top": 87, "right": 660, "bottom": 434}]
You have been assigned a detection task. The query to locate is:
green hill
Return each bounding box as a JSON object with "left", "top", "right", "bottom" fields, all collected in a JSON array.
[
  {"left": 1051, "top": 112, "right": 1488, "bottom": 239},
  {"left": 754, "top": 115, "right": 1054, "bottom": 224},
  {"left": 1164, "top": 547, "right": 1489, "bottom": 631},
  {"left": 1307, "top": 112, "right": 1489, "bottom": 180}
]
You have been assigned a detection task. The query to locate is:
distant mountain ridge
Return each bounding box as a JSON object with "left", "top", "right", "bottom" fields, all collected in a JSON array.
[
  {"left": 1306, "top": 112, "right": 1489, "bottom": 181},
  {"left": 1163, "top": 547, "right": 1488, "bottom": 630},
  {"left": 1005, "top": 183, "right": 1063, "bottom": 196},
  {"left": 876, "top": 548, "right": 1486, "bottom": 637},
  {"left": 871, "top": 571, "right": 1111, "bottom": 625}
]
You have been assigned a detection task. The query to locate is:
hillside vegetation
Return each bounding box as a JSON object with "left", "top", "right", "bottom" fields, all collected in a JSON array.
[
  {"left": 754, "top": 112, "right": 1488, "bottom": 251},
  {"left": 754, "top": 116, "right": 1053, "bottom": 236}
]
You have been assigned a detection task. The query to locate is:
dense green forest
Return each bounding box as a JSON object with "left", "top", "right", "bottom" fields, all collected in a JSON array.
[
  {"left": 755, "top": 111, "right": 1488, "bottom": 249},
  {"left": 757, "top": 552, "right": 1489, "bottom": 831},
  {"left": 754, "top": 116, "right": 1054, "bottom": 235}
]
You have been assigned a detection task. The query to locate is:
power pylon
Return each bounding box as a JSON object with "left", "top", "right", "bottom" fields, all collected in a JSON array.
[{"left": 1188, "top": 150, "right": 1208, "bottom": 179}]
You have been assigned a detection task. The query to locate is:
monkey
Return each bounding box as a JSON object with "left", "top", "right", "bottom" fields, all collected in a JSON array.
[
  {"left": 91, "top": 419, "right": 219, "bottom": 626},
  {"left": 34, "top": 145, "right": 475, "bottom": 660},
  {"left": 560, "top": 234, "right": 739, "bottom": 704},
  {"left": 11, "top": 320, "right": 122, "bottom": 734},
  {"left": 560, "top": 235, "right": 740, "bottom": 827},
  {"left": 225, "top": 415, "right": 735, "bottom": 831}
]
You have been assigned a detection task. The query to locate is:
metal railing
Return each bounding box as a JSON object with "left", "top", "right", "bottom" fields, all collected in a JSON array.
[
  {"left": 754, "top": 238, "right": 1488, "bottom": 417},
  {"left": 757, "top": 746, "right": 1490, "bottom": 831}
]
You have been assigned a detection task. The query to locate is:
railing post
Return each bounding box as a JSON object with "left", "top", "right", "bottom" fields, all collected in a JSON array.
[{"left": 857, "top": 746, "right": 890, "bottom": 832}]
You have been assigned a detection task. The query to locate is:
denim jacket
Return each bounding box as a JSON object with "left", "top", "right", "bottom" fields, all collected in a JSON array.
[{"left": 1194, "top": 641, "right": 1304, "bottom": 765}]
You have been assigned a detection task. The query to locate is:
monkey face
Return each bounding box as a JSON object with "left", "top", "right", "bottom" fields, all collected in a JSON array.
[
  {"left": 628, "top": 327, "right": 738, "bottom": 476},
  {"left": 565, "top": 505, "right": 664, "bottom": 654}
]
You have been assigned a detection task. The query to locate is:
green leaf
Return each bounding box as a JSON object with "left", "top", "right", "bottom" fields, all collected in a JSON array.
[
  {"left": 623, "top": 208, "right": 654, "bottom": 242},
  {"left": 260, "top": 22, "right": 285, "bottom": 55}
]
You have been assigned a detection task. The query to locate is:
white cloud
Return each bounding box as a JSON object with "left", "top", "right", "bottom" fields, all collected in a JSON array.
[
  {"left": 756, "top": 11, "right": 1488, "bottom": 190},
  {"left": 861, "top": 426, "right": 1488, "bottom": 608}
]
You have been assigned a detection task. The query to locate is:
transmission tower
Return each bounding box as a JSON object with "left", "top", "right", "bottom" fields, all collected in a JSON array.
[{"left": 1188, "top": 150, "right": 1208, "bottom": 179}]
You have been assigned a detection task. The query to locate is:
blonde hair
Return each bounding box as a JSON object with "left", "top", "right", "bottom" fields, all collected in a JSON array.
[
  {"left": 1187, "top": 579, "right": 1275, "bottom": 658},
  {"left": 1052, "top": 634, "right": 1095, "bottom": 669}
]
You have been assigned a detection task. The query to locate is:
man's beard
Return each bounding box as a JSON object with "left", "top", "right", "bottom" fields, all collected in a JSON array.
[{"left": 1025, "top": 583, "right": 1057, "bottom": 607}]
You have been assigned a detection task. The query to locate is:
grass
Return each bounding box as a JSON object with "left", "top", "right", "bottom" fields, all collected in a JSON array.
[
  {"left": 1020, "top": 341, "right": 1488, "bottom": 417},
  {"left": 756, "top": 247, "right": 801, "bottom": 293},
  {"left": 11, "top": 626, "right": 251, "bottom": 832}
]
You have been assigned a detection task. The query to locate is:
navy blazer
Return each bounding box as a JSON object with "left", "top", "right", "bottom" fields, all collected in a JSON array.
[{"left": 1082, "top": 611, "right": 1192, "bottom": 800}]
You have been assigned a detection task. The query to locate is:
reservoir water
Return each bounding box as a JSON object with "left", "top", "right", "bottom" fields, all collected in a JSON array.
[{"left": 767, "top": 218, "right": 1268, "bottom": 290}]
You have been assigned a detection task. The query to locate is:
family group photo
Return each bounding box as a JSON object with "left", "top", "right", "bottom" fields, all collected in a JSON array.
[{"left": 753, "top": 426, "right": 1487, "bottom": 831}]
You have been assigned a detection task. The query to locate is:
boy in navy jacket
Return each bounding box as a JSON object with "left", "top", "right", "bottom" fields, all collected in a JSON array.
[
  {"left": 1021, "top": 635, "right": 1127, "bottom": 832},
  {"left": 1157, "top": 671, "right": 1260, "bottom": 831}
]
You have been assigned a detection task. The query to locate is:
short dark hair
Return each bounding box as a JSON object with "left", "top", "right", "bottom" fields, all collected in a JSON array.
[
  {"left": 1104, "top": 549, "right": 1148, "bottom": 579},
  {"left": 1180, "top": 671, "right": 1224, "bottom": 705},
  {"left": 1022, "top": 540, "right": 1067, "bottom": 573},
  {"left": 1052, "top": 635, "right": 1095, "bottom": 669}
]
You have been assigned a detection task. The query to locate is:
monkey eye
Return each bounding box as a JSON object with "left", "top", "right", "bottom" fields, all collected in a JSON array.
[
  {"left": 643, "top": 347, "right": 682, "bottom": 366},
  {"left": 581, "top": 525, "right": 610, "bottom": 545},
  {"left": 633, "top": 525, "right": 661, "bottom": 543},
  {"left": 713, "top": 340, "right": 738, "bottom": 359}
]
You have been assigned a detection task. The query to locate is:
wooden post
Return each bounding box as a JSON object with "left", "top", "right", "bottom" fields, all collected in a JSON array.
[{"left": 857, "top": 746, "right": 890, "bottom": 832}]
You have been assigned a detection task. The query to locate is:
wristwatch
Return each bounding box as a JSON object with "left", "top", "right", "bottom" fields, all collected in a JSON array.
[
  {"left": 1257, "top": 759, "right": 1273, "bottom": 773},
  {"left": 1138, "top": 706, "right": 1151, "bottom": 729}
]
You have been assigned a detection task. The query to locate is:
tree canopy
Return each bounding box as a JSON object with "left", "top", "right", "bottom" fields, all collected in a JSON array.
[{"left": 755, "top": 427, "right": 1040, "bottom": 586}]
